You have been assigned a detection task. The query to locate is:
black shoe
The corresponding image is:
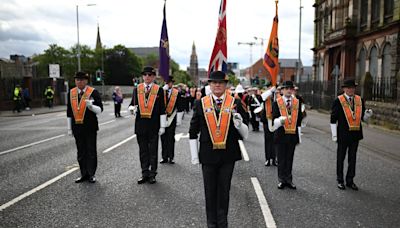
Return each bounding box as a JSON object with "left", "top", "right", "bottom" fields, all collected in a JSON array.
[
  {"left": 160, "top": 159, "right": 168, "bottom": 164},
  {"left": 75, "top": 176, "right": 88, "bottom": 183},
  {"left": 272, "top": 160, "right": 278, "bottom": 166},
  {"left": 168, "top": 159, "right": 175, "bottom": 164},
  {"left": 346, "top": 183, "right": 359, "bottom": 191},
  {"left": 277, "top": 182, "right": 285, "bottom": 189},
  {"left": 287, "top": 182, "right": 297, "bottom": 189},
  {"left": 265, "top": 161, "right": 271, "bottom": 166},
  {"left": 88, "top": 176, "right": 96, "bottom": 183},
  {"left": 337, "top": 183, "right": 346, "bottom": 190},
  {"left": 137, "top": 177, "right": 149, "bottom": 184},
  {"left": 148, "top": 177, "right": 156, "bottom": 184}
]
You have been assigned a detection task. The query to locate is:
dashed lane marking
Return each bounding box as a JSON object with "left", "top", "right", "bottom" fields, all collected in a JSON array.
[
  {"left": 251, "top": 177, "right": 277, "bottom": 228},
  {"left": 239, "top": 140, "right": 249, "bottom": 161},
  {"left": 102, "top": 135, "right": 136, "bottom": 153},
  {"left": 0, "top": 167, "right": 79, "bottom": 212},
  {"left": 0, "top": 134, "right": 65, "bottom": 156},
  {"left": 99, "top": 120, "right": 116, "bottom": 126},
  {"left": 175, "top": 133, "right": 189, "bottom": 142}
]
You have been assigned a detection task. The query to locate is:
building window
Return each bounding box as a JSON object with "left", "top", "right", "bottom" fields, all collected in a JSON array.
[
  {"left": 357, "top": 48, "right": 366, "bottom": 82},
  {"left": 360, "top": 0, "right": 368, "bottom": 29},
  {"left": 369, "top": 46, "right": 378, "bottom": 80},
  {"left": 382, "top": 44, "right": 392, "bottom": 97},
  {"left": 371, "top": 0, "right": 381, "bottom": 27},
  {"left": 384, "top": 0, "right": 394, "bottom": 22},
  {"left": 318, "top": 57, "right": 324, "bottom": 81}
]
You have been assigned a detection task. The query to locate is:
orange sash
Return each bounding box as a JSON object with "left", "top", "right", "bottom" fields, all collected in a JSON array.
[
  {"left": 338, "top": 95, "right": 362, "bottom": 131},
  {"left": 277, "top": 96, "right": 299, "bottom": 134},
  {"left": 70, "top": 86, "right": 94, "bottom": 124},
  {"left": 164, "top": 88, "right": 178, "bottom": 116},
  {"left": 138, "top": 83, "right": 160, "bottom": 118},
  {"left": 264, "top": 97, "right": 273, "bottom": 119},
  {"left": 202, "top": 93, "right": 235, "bottom": 149}
]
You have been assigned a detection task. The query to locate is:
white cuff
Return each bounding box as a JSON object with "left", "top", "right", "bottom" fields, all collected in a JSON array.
[
  {"left": 261, "top": 90, "right": 272, "bottom": 101},
  {"left": 88, "top": 104, "right": 102, "bottom": 115},
  {"left": 330, "top": 123, "right": 337, "bottom": 141},
  {"left": 237, "top": 123, "right": 249, "bottom": 139},
  {"left": 363, "top": 109, "right": 373, "bottom": 121},
  {"left": 160, "top": 114, "right": 167, "bottom": 128},
  {"left": 67, "top": 117, "right": 72, "bottom": 130},
  {"left": 298, "top": 127, "right": 302, "bottom": 144},
  {"left": 189, "top": 139, "right": 199, "bottom": 164}
]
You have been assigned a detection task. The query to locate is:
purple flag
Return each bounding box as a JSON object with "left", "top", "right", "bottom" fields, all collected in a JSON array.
[{"left": 159, "top": 1, "right": 170, "bottom": 81}]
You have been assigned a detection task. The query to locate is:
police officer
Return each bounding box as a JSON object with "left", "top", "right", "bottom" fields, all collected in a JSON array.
[
  {"left": 67, "top": 71, "right": 103, "bottom": 183},
  {"left": 260, "top": 82, "right": 277, "bottom": 166},
  {"left": 160, "top": 76, "right": 184, "bottom": 164},
  {"left": 13, "top": 85, "right": 22, "bottom": 113},
  {"left": 272, "top": 80, "right": 303, "bottom": 189},
  {"left": 130, "top": 66, "right": 166, "bottom": 184},
  {"left": 44, "top": 86, "right": 54, "bottom": 108},
  {"left": 189, "top": 71, "right": 249, "bottom": 228},
  {"left": 330, "top": 78, "right": 373, "bottom": 191}
]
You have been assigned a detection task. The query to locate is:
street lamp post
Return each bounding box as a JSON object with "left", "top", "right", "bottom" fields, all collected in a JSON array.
[
  {"left": 76, "top": 4, "right": 96, "bottom": 72},
  {"left": 296, "top": 0, "right": 303, "bottom": 84}
]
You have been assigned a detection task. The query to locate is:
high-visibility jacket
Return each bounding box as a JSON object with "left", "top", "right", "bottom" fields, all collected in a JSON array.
[
  {"left": 44, "top": 88, "right": 54, "bottom": 99},
  {"left": 13, "top": 88, "right": 21, "bottom": 101}
]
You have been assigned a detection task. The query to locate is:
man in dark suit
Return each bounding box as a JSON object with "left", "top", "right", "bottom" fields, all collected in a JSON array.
[
  {"left": 67, "top": 71, "right": 103, "bottom": 183},
  {"left": 189, "top": 71, "right": 249, "bottom": 228},
  {"left": 248, "top": 87, "right": 262, "bottom": 131},
  {"left": 130, "top": 66, "right": 166, "bottom": 184},
  {"left": 272, "top": 80, "right": 303, "bottom": 190},
  {"left": 330, "top": 78, "right": 373, "bottom": 190},
  {"left": 160, "top": 76, "right": 184, "bottom": 164}
]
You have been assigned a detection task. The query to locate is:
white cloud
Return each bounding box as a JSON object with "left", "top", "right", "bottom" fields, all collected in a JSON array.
[{"left": 0, "top": 0, "right": 315, "bottom": 69}]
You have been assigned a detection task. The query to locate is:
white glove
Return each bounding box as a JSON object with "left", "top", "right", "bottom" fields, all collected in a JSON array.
[
  {"left": 248, "top": 111, "right": 252, "bottom": 118},
  {"left": 67, "top": 117, "right": 73, "bottom": 136},
  {"left": 205, "top": 85, "right": 211, "bottom": 96},
  {"left": 261, "top": 86, "right": 276, "bottom": 101},
  {"left": 251, "top": 94, "right": 256, "bottom": 98},
  {"left": 86, "top": 99, "right": 102, "bottom": 115},
  {"left": 233, "top": 113, "right": 243, "bottom": 129},
  {"left": 298, "top": 127, "right": 302, "bottom": 144},
  {"left": 301, "top": 104, "right": 306, "bottom": 113},
  {"left": 363, "top": 109, "right": 373, "bottom": 121},
  {"left": 177, "top": 112, "right": 183, "bottom": 126},
  {"left": 273, "top": 116, "right": 287, "bottom": 130},
  {"left": 330, "top": 123, "right": 337, "bottom": 142},
  {"left": 270, "top": 86, "right": 276, "bottom": 93},
  {"left": 158, "top": 127, "right": 165, "bottom": 135},
  {"left": 163, "top": 84, "right": 169, "bottom": 90},
  {"left": 85, "top": 99, "right": 93, "bottom": 108},
  {"left": 189, "top": 139, "right": 199, "bottom": 164}
]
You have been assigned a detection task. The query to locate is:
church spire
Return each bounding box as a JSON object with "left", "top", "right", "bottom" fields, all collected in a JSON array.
[
  {"left": 95, "top": 23, "right": 102, "bottom": 50},
  {"left": 189, "top": 41, "right": 199, "bottom": 85}
]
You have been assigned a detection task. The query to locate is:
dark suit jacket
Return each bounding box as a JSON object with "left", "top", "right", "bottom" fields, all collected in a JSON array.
[
  {"left": 260, "top": 95, "right": 275, "bottom": 139},
  {"left": 67, "top": 88, "right": 103, "bottom": 133},
  {"left": 330, "top": 95, "right": 365, "bottom": 143},
  {"left": 272, "top": 97, "right": 303, "bottom": 144},
  {"left": 189, "top": 96, "right": 249, "bottom": 164},
  {"left": 130, "top": 84, "right": 166, "bottom": 135},
  {"left": 165, "top": 88, "right": 185, "bottom": 127}
]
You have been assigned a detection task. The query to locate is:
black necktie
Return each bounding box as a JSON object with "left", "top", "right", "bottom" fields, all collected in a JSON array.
[{"left": 78, "top": 91, "right": 84, "bottom": 101}]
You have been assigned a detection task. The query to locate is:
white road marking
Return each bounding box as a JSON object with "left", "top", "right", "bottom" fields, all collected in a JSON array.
[
  {"left": 174, "top": 133, "right": 189, "bottom": 142},
  {"left": 99, "top": 120, "right": 115, "bottom": 126},
  {"left": 251, "top": 177, "right": 277, "bottom": 228},
  {"left": 0, "top": 134, "right": 65, "bottom": 156},
  {"left": 239, "top": 140, "right": 249, "bottom": 161},
  {"left": 0, "top": 167, "right": 79, "bottom": 212},
  {"left": 102, "top": 134, "right": 136, "bottom": 153}
]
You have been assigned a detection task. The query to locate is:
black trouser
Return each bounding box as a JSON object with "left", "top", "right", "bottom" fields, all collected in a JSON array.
[
  {"left": 337, "top": 140, "right": 359, "bottom": 184},
  {"left": 137, "top": 132, "right": 159, "bottom": 178},
  {"left": 263, "top": 123, "right": 275, "bottom": 162},
  {"left": 202, "top": 162, "right": 235, "bottom": 228},
  {"left": 74, "top": 131, "right": 97, "bottom": 177},
  {"left": 13, "top": 100, "right": 21, "bottom": 112},
  {"left": 276, "top": 143, "right": 296, "bottom": 184},
  {"left": 46, "top": 98, "right": 53, "bottom": 108},
  {"left": 114, "top": 103, "right": 121, "bottom": 117},
  {"left": 161, "top": 123, "right": 176, "bottom": 161},
  {"left": 250, "top": 109, "right": 259, "bottom": 130}
]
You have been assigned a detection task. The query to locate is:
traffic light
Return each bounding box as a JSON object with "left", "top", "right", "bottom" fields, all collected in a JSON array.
[{"left": 95, "top": 70, "right": 102, "bottom": 82}]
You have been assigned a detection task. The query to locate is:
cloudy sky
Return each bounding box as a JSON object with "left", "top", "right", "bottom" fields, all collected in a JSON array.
[{"left": 0, "top": 0, "right": 315, "bottom": 70}]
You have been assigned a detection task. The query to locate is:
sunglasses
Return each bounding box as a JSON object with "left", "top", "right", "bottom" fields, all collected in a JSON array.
[{"left": 143, "top": 73, "right": 154, "bottom": 76}]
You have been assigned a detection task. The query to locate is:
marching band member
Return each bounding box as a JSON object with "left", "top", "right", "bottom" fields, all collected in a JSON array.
[{"left": 260, "top": 82, "right": 277, "bottom": 166}]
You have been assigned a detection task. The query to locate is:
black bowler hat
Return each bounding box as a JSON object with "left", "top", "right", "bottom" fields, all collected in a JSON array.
[
  {"left": 74, "top": 71, "right": 89, "bottom": 80},
  {"left": 141, "top": 66, "right": 156, "bottom": 75},
  {"left": 341, "top": 78, "right": 358, "bottom": 88},
  {"left": 280, "top": 80, "right": 295, "bottom": 89},
  {"left": 208, "top": 71, "right": 228, "bottom": 82},
  {"left": 166, "top": 76, "right": 175, "bottom": 83}
]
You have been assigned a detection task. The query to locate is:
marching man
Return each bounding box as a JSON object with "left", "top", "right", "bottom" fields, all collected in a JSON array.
[
  {"left": 160, "top": 76, "right": 184, "bottom": 164},
  {"left": 67, "top": 71, "right": 103, "bottom": 183},
  {"left": 330, "top": 78, "right": 373, "bottom": 191},
  {"left": 189, "top": 71, "right": 249, "bottom": 228},
  {"left": 130, "top": 66, "right": 166, "bottom": 184}
]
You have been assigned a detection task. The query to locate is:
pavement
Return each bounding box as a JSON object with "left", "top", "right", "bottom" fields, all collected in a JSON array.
[{"left": 0, "top": 106, "right": 67, "bottom": 117}]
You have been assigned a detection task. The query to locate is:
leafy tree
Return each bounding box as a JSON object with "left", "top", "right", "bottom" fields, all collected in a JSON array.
[
  {"left": 173, "top": 70, "right": 193, "bottom": 87},
  {"left": 228, "top": 73, "right": 239, "bottom": 86}
]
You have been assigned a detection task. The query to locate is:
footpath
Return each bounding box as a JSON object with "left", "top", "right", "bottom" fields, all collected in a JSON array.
[
  {"left": 306, "top": 109, "right": 400, "bottom": 162},
  {"left": 0, "top": 105, "right": 67, "bottom": 117}
]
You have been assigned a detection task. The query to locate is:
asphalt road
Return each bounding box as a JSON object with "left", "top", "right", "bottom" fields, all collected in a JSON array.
[{"left": 0, "top": 104, "right": 399, "bottom": 228}]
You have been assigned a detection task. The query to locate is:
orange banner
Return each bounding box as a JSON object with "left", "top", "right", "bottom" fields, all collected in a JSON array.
[{"left": 263, "top": 1, "right": 279, "bottom": 86}]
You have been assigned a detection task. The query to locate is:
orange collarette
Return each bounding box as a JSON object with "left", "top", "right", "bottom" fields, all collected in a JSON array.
[
  {"left": 70, "top": 86, "right": 94, "bottom": 124},
  {"left": 138, "top": 83, "right": 160, "bottom": 118},
  {"left": 338, "top": 95, "right": 362, "bottom": 131},
  {"left": 277, "top": 96, "right": 299, "bottom": 134}
]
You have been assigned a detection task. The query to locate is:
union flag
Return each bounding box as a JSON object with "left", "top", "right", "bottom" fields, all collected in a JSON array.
[
  {"left": 207, "top": 0, "right": 227, "bottom": 76},
  {"left": 263, "top": 1, "right": 279, "bottom": 86}
]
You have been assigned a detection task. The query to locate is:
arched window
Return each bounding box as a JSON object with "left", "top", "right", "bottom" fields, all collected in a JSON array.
[
  {"left": 369, "top": 46, "right": 378, "bottom": 80},
  {"left": 357, "top": 48, "right": 366, "bottom": 82},
  {"left": 382, "top": 44, "right": 392, "bottom": 97}
]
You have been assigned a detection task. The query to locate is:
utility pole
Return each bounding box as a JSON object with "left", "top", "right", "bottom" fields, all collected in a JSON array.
[
  {"left": 238, "top": 42, "right": 256, "bottom": 81},
  {"left": 296, "top": 0, "right": 303, "bottom": 84}
]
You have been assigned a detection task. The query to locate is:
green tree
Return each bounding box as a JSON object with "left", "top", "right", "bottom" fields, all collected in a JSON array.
[
  {"left": 104, "top": 45, "right": 142, "bottom": 85},
  {"left": 228, "top": 73, "right": 239, "bottom": 86},
  {"left": 173, "top": 70, "right": 193, "bottom": 87}
]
